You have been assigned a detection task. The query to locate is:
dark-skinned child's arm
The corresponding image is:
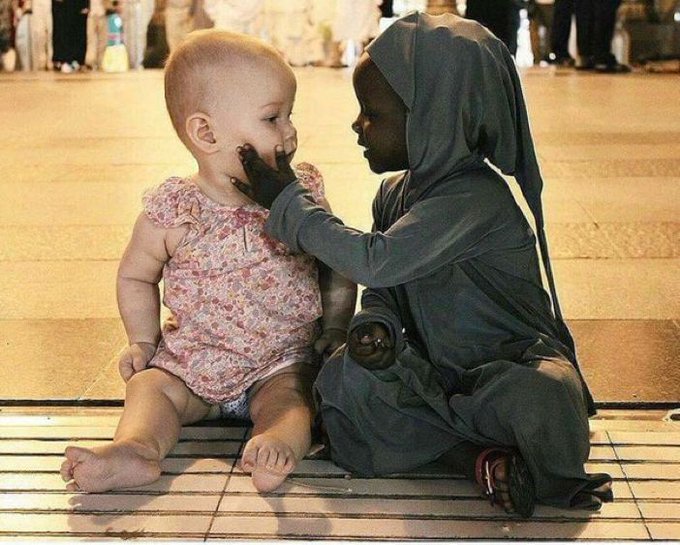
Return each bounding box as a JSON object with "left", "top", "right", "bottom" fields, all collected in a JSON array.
[
  {"left": 315, "top": 261, "right": 357, "bottom": 360},
  {"left": 232, "top": 144, "right": 358, "bottom": 360},
  {"left": 314, "top": 196, "right": 357, "bottom": 361}
]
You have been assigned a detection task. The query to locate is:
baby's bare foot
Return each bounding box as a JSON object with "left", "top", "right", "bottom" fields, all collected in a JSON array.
[
  {"left": 240, "top": 434, "right": 297, "bottom": 492},
  {"left": 60, "top": 441, "right": 161, "bottom": 493}
]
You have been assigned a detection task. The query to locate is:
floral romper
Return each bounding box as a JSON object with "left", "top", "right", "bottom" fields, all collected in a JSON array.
[{"left": 142, "top": 162, "right": 324, "bottom": 415}]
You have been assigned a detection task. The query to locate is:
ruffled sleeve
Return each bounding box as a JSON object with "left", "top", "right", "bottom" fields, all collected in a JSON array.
[
  {"left": 142, "top": 177, "right": 202, "bottom": 229},
  {"left": 294, "top": 162, "right": 325, "bottom": 203}
]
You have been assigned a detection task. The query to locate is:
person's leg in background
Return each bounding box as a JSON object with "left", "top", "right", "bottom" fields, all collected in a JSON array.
[
  {"left": 503, "top": 0, "right": 521, "bottom": 56},
  {"left": 466, "top": 0, "right": 517, "bottom": 55},
  {"left": 529, "top": 1, "right": 543, "bottom": 63},
  {"left": 72, "top": 0, "right": 88, "bottom": 67},
  {"left": 51, "top": 0, "right": 67, "bottom": 69},
  {"left": 164, "top": 0, "right": 193, "bottom": 52},
  {"left": 574, "top": 0, "right": 595, "bottom": 69},
  {"left": 538, "top": 3, "right": 555, "bottom": 63},
  {"left": 592, "top": 0, "right": 629, "bottom": 71},
  {"left": 123, "top": 0, "right": 154, "bottom": 68},
  {"left": 550, "top": 0, "right": 575, "bottom": 65},
  {"left": 138, "top": 0, "right": 155, "bottom": 65}
]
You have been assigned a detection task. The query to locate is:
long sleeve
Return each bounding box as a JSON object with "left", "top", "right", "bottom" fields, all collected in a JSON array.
[{"left": 265, "top": 180, "right": 512, "bottom": 289}]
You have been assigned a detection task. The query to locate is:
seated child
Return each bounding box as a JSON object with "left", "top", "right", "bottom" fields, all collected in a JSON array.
[
  {"left": 232, "top": 12, "right": 613, "bottom": 517},
  {"left": 59, "top": 29, "right": 356, "bottom": 494}
]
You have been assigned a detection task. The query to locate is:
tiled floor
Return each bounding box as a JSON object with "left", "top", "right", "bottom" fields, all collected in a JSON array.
[
  {"left": 1, "top": 66, "right": 679, "bottom": 405},
  {"left": 0, "top": 58, "right": 678, "bottom": 540},
  {"left": 0, "top": 407, "right": 678, "bottom": 540}
]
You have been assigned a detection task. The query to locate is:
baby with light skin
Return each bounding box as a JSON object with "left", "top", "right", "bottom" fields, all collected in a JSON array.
[{"left": 59, "top": 30, "right": 356, "bottom": 494}]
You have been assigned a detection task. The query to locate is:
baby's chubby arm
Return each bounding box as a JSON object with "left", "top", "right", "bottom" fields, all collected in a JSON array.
[
  {"left": 116, "top": 212, "right": 173, "bottom": 381},
  {"left": 314, "top": 196, "right": 357, "bottom": 360}
]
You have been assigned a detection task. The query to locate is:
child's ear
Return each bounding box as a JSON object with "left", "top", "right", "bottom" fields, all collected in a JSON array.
[{"left": 186, "top": 112, "right": 218, "bottom": 153}]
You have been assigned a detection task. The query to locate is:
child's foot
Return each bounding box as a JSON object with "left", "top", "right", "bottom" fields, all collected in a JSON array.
[
  {"left": 475, "top": 448, "right": 535, "bottom": 518},
  {"left": 240, "top": 434, "right": 297, "bottom": 492},
  {"left": 60, "top": 441, "right": 161, "bottom": 493}
]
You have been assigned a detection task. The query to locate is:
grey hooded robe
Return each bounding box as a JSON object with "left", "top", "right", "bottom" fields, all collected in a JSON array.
[{"left": 265, "top": 12, "right": 603, "bottom": 508}]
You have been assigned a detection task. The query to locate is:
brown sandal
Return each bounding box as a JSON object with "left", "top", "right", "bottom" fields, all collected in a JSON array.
[{"left": 475, "top": 447, "right": 536, "bottom": 518}]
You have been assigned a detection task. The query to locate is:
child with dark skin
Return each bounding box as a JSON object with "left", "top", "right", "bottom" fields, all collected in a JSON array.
[{"left": 232, "top": 13, "right": 613, "bottom": 517}]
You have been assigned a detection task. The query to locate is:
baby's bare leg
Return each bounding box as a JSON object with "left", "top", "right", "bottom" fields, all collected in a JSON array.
[
  {"left": 241, "top": 363, "right": 316, "bottom": 492},
  {"left": 60, "top": 368, "right": 211, "bottom": 492}
]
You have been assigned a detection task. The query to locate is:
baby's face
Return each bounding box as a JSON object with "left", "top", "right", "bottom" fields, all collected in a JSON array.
[{"left": 210, "top": 59, "right": 298, "bottom": 180}]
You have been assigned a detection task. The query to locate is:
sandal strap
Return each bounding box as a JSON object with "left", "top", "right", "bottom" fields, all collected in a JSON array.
[{"left": 474, "top": 447, "right": 511, "bottom": 500}]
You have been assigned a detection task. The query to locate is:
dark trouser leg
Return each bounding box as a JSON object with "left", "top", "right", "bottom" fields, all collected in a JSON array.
[
  {"left": 505, "top": 4, "right": 520, "bottom": 55},
  {"left": 52, "top": 0, "right": 68, "bottom": 64},
  {"left": 550, "top": 0, "right": 574, "bottom": 59},
  {"left": 437, "top": 440, "right": 484, "bottom": 480},
  {"left": 315, "top": 346, "right": 602, "bottom": 508},
  {"left": 540, "top": 5, "right": 555, "bottom": 60},
  {"left": 574, "top": 0, "right": 594, "bottom": 59},
  {"left": 593, "top": 0, "right": 621, "bottom": 63},
  {"left": 313, "top": 347, "right": 466, "bottom": 477},
  {"left": 448, "top": 358, "right": 594, "bottom": 507},
  {"left": 73, "top": 12, "right": 88, "bottom": 65}
]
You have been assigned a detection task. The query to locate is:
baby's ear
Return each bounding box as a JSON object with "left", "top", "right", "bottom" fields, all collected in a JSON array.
[{"left": 185, "top": 112, "right": 218, "bottom": 153}]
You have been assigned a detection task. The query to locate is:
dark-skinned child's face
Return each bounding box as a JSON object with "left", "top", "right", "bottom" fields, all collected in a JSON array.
[{"left": 352, "top": 54, "right": 409, "bottom": 174}]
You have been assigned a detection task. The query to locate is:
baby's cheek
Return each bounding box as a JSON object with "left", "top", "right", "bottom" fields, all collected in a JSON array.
[{"left": 225, "top": 153, "right": 247, "bottom": 180}]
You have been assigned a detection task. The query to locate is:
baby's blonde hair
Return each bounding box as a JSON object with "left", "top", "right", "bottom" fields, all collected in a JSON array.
[{"left": 164, "top": 29, "right": 288, "bottom": 148}]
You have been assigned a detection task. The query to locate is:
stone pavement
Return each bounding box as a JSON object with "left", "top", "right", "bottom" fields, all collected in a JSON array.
[
  {"left": 0, "top": 67, "right": 678, "bottom": 406},
  {"left": 0, "top": 63, "right": 678, "bottom": 541}
]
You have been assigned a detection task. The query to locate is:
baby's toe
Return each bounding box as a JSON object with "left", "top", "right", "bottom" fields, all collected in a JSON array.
[
  {"left": 259, "top": 447, "right": 278, "bottom": 471},
  {"left": 60, "top": 459, "right": 74, "bottom": 482},
  {"left": 65, "top": 481, "right": 80, "bottom": 492}
]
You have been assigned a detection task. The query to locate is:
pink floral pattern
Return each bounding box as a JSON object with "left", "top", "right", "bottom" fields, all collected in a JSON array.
[{"left": 142, "top": 163, "right": 324, "bottom": 403}]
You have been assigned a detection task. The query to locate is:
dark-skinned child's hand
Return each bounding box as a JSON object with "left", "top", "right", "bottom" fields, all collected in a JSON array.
[
  {"left": 231, "top": 144, "right": 296, "bottom": 209},
  {"left": 348, "top": 322, "right": 395, "bottom": 370},
  {"left": 314, "top": 327, "right": 347, "bottom": 361}
]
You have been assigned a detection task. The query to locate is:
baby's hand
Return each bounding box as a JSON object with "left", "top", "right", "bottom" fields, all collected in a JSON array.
[
  {"left": 118, "top": 342, "right": 157, "bottom": 382},
  {"left": 231, "top": 144, "right": 296, "bottom": 209},
  {"left": 348, "top": 322, "right": 395, "bottom": 370},
  {"left": 314, "top": 328, "right": 347, "bottom": 361}
]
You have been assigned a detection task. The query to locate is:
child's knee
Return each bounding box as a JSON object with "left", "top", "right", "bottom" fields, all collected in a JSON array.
[
  {"left": 125, "top": 368, "right": 193, "bottom": 410},
  {"left": 534, "top": 359, "right": 585, "bottom": 401}
]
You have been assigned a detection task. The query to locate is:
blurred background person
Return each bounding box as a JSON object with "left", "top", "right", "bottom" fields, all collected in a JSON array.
[
  {"left": 52, "top": 0, "right": 89, "bottom": 72},
  {"left": 121, "top": 0, "right": 155, "bottom": 68},
  {"left": 203, "top": 0, "right": 263, "bottom": 35},
  {"left": 142, "top": 0, "right": 168, "bottom": 65},
  {"left": 85, "top": 0, "right": 109, "bottom": 69},
  {"left": 328, "top": 0, "right": 381, "bottom": 67},
  {"left": 574, "top": 0, "right": 629, "bottom": 72},
  {"left": 0, "top": 0, "right": 16, "bottom": 71},
  {"left": 164, "top": 0, "right": 193, "bottom": 51},
  {"left": 528, "top": 0, "right": 554, "bottom": 64},
  {"left": 465, "top": 0, "right": 522, "bottom": 56},
  {"left": 19, "top": 0, "right": 52, "bottom": 69},
  {"left": 550, "top": 0, "right": 575, "bottom": 66},
  {"left": 264, "top": 0, "right": 321, "bottom": 66}
]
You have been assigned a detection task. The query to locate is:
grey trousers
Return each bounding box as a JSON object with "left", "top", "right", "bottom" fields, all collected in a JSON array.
[{"left": 314, "top": 343, "right": 597, "bottom": 508}]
